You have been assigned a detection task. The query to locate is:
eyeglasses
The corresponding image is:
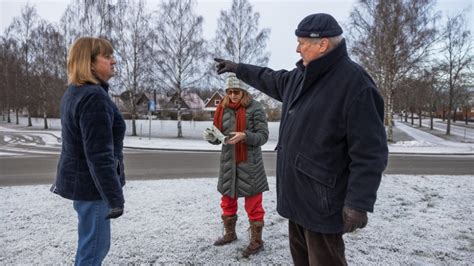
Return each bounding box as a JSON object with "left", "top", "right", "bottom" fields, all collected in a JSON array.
[{"left": 226, "top": 89, "right": 242, "bottom": 95}]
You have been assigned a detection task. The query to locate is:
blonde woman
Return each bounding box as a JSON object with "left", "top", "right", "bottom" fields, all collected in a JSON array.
[{"left": 51, "top": 37, "right": 126, "bottom": 265}]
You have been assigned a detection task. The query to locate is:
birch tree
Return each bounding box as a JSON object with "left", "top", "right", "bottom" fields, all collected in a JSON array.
[
  {"left": 31, "top": 20, "right": 66, "bottom": 128},
  {"left": 61, "top": 0, "right": 116, "bottom": 39},
  {"left": 10, "top": 3, "right": 40, "bottom": 127},
  {"left": 0, "top": 30, "right": 21, "bottom": 124},
  {"left": 210, "top": 0, "right": 270, "bottom": 88},
  {"left": 348, "top": 0, "right": 438, "bottom": 141},
  {"left": 112, "top": 0, "right": 153, "bottom": 136},
  {"left": 151, "top": 0, "right": 207, "bottom": 138},
  {"left": 439, "top": 13, "right": 473, "bottom": 134}
]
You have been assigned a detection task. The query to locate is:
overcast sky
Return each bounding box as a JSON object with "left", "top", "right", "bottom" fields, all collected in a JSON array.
[{"left": 0, "top": 0, "right": 472, "bottom": 70}]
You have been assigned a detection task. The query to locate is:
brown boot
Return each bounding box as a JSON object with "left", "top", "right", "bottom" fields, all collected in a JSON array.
[
  {"left": 214, "top": 215, "right": 238, "bottom": 246},
  {"left": 242, "top": 220, "right": 264, "bottom": 257}
]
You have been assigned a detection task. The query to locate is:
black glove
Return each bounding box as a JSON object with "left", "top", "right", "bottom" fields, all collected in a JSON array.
[
  {"left": 106, "top": 207, "right": 124, "bottom": 219},
  {"left": 342, "top": 206, "right": 367, "bottom": 233},
  {"left": 214, "top": 58, "right": 237, "bottom": 74}
]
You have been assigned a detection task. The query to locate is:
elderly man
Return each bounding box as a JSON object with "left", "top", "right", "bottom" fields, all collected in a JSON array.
[{"left": 215, "top": 13, "right": 388, "bottom": 265}]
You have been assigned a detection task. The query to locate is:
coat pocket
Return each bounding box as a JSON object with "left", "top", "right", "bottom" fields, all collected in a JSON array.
[
  {"left": 295, "top": 153, "right": 337, "bottom": 188},
  {"left": 294, "top": 152, "right": 337, "bottom": 215}
]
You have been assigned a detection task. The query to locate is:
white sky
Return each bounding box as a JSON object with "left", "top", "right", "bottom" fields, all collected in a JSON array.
[{"left": 0, "top": 0, "right": 472, "bottom": 70}]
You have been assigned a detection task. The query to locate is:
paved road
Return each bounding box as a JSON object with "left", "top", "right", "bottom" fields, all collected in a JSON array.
[{"left": 0, "top": 150, "right": 472, "bottom": 186}]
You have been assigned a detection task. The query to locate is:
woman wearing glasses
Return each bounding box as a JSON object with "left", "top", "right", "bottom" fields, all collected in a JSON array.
[{"left": 204, "top": 74, "right": 269, "bottom": 258}]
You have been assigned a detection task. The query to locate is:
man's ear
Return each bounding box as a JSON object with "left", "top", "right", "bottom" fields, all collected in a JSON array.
[{"left": 320, "top": 38, "right": 330, "bottom": 53}]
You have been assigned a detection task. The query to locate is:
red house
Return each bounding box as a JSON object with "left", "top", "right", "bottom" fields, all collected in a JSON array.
[{"left": 203, "top": 91, "right": 225, "bottom": 117}]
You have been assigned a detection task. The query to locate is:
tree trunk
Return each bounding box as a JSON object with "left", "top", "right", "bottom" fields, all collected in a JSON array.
[
  {"left": 43, "top": 112, "right": 48, "bottom": 129},
  {"left": 411, "top": 112, "right": 414, "bottom": 125},
  {"left": 386, "top": 95, "right": 394, "bottom": 142},
  {"left": 130, "top": 94, "right": 137, "bottom": 136},
  {"left": 43, "top": 92, "right": 48, "bottom": 129},
  {"left": 27, "top": 111, "right": 32, "bottom": 127},
  {"left": 453, "top": 109, "right": 457, "bottom": 122},
  {"left": 446, "top": 107, "right": 451, "bottom": 135},
  {"left": 429, "top": 110, "right": 434, "bottom": 130},
  {"left": 177, "top": 100, "right": 183, "bottom": 138},
  {"left": 132, "top": 114, "right": 137, "bottom": 136},
  {"left": 7, "top": 110, "right": 11, "bottom": 123},
  {"left": 418, "top": 110, "right": 422, "bottom": 127},
  {"left": 15, "top": 109, "right": 19, "bottom": 125},
  {"left": 177, "top": 84, "right": 183, "bottom": 138},
  {"left": 465, "top": 108, "right": 469, "bottom": 125}
]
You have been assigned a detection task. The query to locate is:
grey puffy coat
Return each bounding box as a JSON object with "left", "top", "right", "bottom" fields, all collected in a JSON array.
[{"left": 212, "top": 99, "right": 269, "bottom": 197}]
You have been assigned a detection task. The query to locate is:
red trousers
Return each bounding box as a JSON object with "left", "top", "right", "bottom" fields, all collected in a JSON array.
[{"left": 220, "top": 193, "right": 265, "bottom": 222}]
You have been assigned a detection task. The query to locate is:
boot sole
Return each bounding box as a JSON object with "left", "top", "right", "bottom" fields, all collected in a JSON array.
[{"left": 213, "top": 237, "right": 238, "bottom": 246}]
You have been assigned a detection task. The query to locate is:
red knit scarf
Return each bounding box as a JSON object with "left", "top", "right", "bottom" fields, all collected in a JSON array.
[{"left": 213, "top": 101, "right": 247, "bottom": 164}]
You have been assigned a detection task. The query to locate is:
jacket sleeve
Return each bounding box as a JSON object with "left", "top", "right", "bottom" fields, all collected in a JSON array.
[
  {"left": 79, "top": 90, "right": 124, "bottom": 209},
  {"left": 236, "top": 63, "right": 290, "bottom": 102},
  {"left": 245, "top": 103, "right": 269, "bottom": 147},
  {"left": 345, "top": 87, "right": 388, "bottom": 212}
]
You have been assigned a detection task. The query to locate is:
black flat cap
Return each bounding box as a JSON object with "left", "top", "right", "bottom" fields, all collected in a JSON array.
[{"left": 295, "top": 13, "right": 342, "bottom": 38}]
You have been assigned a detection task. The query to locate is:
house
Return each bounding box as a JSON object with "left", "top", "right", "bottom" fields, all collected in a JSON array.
[
  {"left": 158, "top": 91, "right": 206, "bottom": 120},
  {"left": 433, "top": 85, "right": 474, "bottom": 122},
  {"left": 203, "top": 91, "right": 225, "bottom": 117},
  {"left": 460, "top": 86, "right": 474, "bottom": 121},
  {"left": 111, "top": 90, "right": 169, "bottom": 119},
  {"left": 253, "top": 91, "right": 282, "bottom": 121}
]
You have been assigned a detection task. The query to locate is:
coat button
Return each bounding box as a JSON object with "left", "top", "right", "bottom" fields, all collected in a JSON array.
[{"left": 288, "top": 109, "right": 293, "bottom": 115}]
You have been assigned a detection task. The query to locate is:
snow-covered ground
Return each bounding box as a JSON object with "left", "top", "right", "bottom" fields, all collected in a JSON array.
[
  {"left": 1, "top": 118, "right": 473, "bottom": 264},
  {"left": 0, "top": 175, "right": 473, "bottom": 264},
  {"left": 390, "top": 122, "right": 474, "bottom": 154},
  {"left": 1, "top": 117, "right": 474, "bottom": 154}
]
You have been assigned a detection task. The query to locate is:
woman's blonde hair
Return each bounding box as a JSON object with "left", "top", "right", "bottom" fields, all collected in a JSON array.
[
  {"left": 67, "top": 37, "right": 114, "bottom": 85},
  {"left": 221, "top": 89, "right": 252, "bottom": 108}
]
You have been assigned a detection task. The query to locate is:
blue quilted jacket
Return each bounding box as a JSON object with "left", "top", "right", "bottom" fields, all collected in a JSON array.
[{"left": 52, "top": 82, "right": 126, "bottom": 209}]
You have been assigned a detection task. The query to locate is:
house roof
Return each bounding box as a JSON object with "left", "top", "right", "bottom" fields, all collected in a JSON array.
[
  {"left": 159, "top": 91, "right": 205, "bottom": 110},
  {"left": 204, "top": 91, "right": 224, "bottom": 106},
  {"left": 182, "top": 92, "right": 205, "bottom": 109}
]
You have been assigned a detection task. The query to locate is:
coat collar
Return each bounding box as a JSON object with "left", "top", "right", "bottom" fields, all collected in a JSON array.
[
  {"left": 296, "top": 38, "right": 348, "bottom": 82},
  {"left": 99, "top": 81, "right": 110, "bottom": 92},
  {"left": 84, "top": 80, "right": 110, "bottom": 92},
  {"left": 287, "top": 39, "right": 348, "bottom": 110}
]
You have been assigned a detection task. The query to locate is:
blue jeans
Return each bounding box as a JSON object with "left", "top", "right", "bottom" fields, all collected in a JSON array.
[{"left": 73, "top": 200, "right": 111, "bottom": 266}]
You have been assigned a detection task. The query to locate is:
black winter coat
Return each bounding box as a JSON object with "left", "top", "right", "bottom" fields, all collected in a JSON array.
[
  {"left": 236, "top": 40, "right": 388, "bottom": 233},
  {"left": 52, "top": 82, "right": 126, "bottom": 209}
]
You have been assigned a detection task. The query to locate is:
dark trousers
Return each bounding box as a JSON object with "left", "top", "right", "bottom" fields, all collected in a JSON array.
[{"left": 289, "top": 220, "right": 347, "bottom": 266}]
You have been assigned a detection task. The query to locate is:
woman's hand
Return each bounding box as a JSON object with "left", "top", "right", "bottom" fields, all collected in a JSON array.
[{"left": 227, "top": 132, "right": 246, "bottom": 145}]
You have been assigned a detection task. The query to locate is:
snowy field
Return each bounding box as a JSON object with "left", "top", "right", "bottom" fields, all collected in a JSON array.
[
  {"left": 2, "top": 117, "right": 474, "bottom": 154},
  {"left": 1, "top": 175, "right": 473, "bottom": 264},
  {"left": 5, "top": 116, "right": 281, "bottom": 141}
]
